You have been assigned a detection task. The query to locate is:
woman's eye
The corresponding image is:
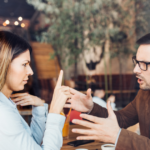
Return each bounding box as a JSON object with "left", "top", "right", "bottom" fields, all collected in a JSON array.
[{"left": 23, "top": 63, "right": 27, "bottom": 67}]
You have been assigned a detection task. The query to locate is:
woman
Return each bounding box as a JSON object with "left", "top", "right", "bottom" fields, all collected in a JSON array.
[{"left": 0, "top": 31, "right": 70, "bottom": 150}]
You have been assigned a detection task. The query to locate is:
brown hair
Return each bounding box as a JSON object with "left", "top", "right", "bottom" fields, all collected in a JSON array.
[{"left": 0, "top": 31, "right": 32, "bottom": 90}]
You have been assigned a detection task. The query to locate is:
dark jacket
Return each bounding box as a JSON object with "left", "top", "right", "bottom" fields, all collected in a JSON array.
[{"left": 90, "top": 89, "right": 150, "bottom": 150}]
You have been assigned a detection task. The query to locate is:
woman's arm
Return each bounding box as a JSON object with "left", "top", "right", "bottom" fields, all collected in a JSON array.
[
  {"left": 0, "top": 106, "right": 65, "bottom": 150},
  {"left": 10, "top": 93, "right": 48, "bottom": 145},
  {"left": 30, "top": 103, "right": 48, "bottom": 145}
]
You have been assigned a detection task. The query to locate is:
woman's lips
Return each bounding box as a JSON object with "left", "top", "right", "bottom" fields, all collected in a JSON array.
[{"left": 23, "top": 80, "right": 27, "bottom": 83}]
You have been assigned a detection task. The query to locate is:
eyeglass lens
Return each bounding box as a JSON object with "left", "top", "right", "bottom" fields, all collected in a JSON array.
[{"left": 132, "top": 57, "right": 147, "bottom": 71}]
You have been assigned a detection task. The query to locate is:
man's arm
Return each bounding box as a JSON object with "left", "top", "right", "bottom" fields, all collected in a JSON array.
[
  {"left": 116, "top": 129, "right": 150, "bottom": 150},
  {"left": 66, "top": 87, "right": 139, "bottom": 129},
  {"left": 71, "top": 97, "right": 150, "bottom": 150}
]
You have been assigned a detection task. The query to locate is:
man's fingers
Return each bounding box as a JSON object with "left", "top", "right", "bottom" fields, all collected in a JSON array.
[
  {"left": 80, "top": 114, "right": 105, "bottom": 124},
  {"left": 86, "top": 88, "right": 92, "bottom": 99},
  {"left": 66, "top": 99, "right": 71, "bottom": 103},
  {"left": 61, "top": 86, "right": 70, "bottom": 92},
  {"left": 55, "top": 70, "right": 63, "bottom": 88},
  {"left": 76, "top": 135, "right": 96, "bottom": 140},
  {"left": 72, "top": 128, "right": 93, "bottom": 135},
  {"left": 69, "top": 87, "right": 84, "bottom": 96},
  {"left": 63, "top": 91, "right": 71, "bottom": 95},
  {"left": 64, "top": 104, "right": 71, "bottom": 108},
  {"left": 107, "top": 101, "right": 115, "bottom": 118},
  {"left": 72, "top": 119, "right": 96, "bottom": 129},
  {"left": 65, "top": 94, "right": 71, "bottom": 99}
]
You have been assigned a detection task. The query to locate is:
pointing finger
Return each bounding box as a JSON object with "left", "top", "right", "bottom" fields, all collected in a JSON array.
[{"left": 55, "top": 70, "right": 63, "bottom": 88}]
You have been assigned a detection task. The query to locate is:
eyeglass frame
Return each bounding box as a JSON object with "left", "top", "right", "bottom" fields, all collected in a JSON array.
[{"left": 132, "top": 56, "right": 150, "bottom": 71}]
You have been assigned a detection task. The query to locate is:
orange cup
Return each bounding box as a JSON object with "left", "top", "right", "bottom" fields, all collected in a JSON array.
[
  {"left": 62, "top": 116, "right": 70, "bottom": 139},
  {"left": 61, "top": 109, "right": 71, "bottom": 139}
]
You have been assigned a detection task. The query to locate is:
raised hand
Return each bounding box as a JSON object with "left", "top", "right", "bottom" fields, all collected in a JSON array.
[
  {"left": 72, "top": 101, "right": 120, "bottom": 144},
  {"left": 64, "top": 88, "right": 94, "bottom": 113},
  {"left": 11, "top": 93, "right": 44, "bottom": 107},
  {"left": 49, "top": 70, "right": 71, "bottom": 114}
]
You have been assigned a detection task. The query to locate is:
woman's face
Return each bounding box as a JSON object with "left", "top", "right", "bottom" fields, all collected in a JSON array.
[{"left": 5, "top": 50, "right": 33, "bottom": 92}]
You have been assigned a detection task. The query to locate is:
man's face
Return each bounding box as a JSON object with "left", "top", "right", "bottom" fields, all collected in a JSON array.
[{"left": 134, "top": 45, "right": 150, "bottom": 90}]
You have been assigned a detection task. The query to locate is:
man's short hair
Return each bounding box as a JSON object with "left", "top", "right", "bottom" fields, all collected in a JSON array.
[{"left": 136, "top": 33, "right": 150, "bottom": 45}]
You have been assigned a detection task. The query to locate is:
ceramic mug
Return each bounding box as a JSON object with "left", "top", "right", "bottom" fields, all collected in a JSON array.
[{"left": 101, "top": 144, "right": 115, "bottom": 150}]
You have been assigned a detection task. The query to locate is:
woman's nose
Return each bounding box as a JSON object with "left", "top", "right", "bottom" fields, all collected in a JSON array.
[{"left": 27, "top": 65, "right": 34, "bottom": 76}]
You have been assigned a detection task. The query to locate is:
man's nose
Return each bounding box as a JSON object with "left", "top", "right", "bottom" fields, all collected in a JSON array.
[{"left": 133, "top": 64, "right": 142, "bottom": 74}]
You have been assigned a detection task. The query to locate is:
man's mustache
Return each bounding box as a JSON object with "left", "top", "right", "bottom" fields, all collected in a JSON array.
[{"left": 136, "top": 75, "right": 144, "bottom": 80}]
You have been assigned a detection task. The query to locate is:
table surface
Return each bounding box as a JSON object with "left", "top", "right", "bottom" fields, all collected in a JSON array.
[{"left": 61, "top": 125, "right": 105, "bottom": 150}]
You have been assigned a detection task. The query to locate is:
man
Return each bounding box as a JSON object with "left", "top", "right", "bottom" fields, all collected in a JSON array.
[{"left": 64, "top": 33, "right": 150, "bottom": 150}]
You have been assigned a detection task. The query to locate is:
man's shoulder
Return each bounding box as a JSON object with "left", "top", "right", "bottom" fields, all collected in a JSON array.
[
  {"left": 135, "top": 89, "right": 150, "bottom": 105},
  {"left": 137, "top": 89, "right": 150, "bottom": 96}
]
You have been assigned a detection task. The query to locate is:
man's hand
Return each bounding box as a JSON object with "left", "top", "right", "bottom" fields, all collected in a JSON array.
[
  {"left": 72, "top": 101, "right": 120, "bottom": 144},
  {"left": 64, "top": 88, "right": 94, "bottom": 113}
]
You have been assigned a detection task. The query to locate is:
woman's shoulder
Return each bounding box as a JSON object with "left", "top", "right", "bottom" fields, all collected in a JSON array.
[
  {"left": 0, "top": 104, "right": 17, "bottom": 120},
  {"left": 0, "top": 105, "right": 25, "bottom": 134}
]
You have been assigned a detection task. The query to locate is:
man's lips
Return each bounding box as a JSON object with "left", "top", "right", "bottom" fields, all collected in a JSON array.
[{"left": 136, "top": 77, "right": 144, "bottom": 84}]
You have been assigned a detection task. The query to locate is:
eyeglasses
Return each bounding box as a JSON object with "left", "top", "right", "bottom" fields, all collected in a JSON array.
[{"left": 132, "top": 56, "right": 150, "bottom": 71}]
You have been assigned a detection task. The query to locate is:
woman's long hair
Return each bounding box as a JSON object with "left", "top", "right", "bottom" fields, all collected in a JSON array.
[{"left": 0, "top": 31, "right": 32, "bottom": 90}]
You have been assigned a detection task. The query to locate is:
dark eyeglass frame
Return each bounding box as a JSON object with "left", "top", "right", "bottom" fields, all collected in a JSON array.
[{"left": 132, "top": 56, "right": 150, "bottom": 71}]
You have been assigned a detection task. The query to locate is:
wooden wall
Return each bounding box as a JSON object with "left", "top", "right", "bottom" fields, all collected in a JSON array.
[
  {"left": 76, "top": 74, "right": 138, "bottom": 107},
  {"left": 31, "top": 42, "right": 60, "bottom": 103},
  {"left": 31, "top": 42, "right": 60, "bottom": 79}
]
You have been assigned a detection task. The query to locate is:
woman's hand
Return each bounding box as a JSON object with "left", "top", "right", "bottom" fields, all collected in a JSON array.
[
  {"left": 10, "top": 93, "right": 45, "bottom": 107},
  {"left": 49, "top": 70, "right": 71, "bottom": 114}
]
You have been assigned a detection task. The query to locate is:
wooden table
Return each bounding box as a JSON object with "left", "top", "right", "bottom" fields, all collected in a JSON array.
[
  {"left": 19, "top": 109, "right": 32, "bottom": 115},
  {"left": 62, "top": 125, "right": 104, "bottom": 150}
]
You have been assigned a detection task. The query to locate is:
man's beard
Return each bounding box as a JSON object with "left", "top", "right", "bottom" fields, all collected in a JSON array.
[
  {"left": 139, "top": 82, "right": 150, "bottom": 90},
  {"left": 140, "top": 85, "right": 150, "bottom": 90}
]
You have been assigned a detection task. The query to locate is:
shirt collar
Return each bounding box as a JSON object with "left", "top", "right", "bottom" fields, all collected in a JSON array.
[{"left": 0, "top": 92, "right": 16, "bottom": 108}]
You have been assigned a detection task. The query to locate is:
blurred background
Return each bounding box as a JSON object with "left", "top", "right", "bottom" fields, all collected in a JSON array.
[{"left": 0, "top": 0, "right": 150, "bottom": 121}]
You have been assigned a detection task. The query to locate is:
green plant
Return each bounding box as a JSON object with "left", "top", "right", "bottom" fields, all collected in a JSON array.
[
  {"left": 27, "top": 0, "right": 149, "bottom": 101},
  {"left": 27, "top": 0, "right": 123, "bottom": 77}
]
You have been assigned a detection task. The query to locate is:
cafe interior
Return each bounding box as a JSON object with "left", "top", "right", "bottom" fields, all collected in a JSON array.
[{"left": 0, "top": 0, "right": 150, "bottom": 149}]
